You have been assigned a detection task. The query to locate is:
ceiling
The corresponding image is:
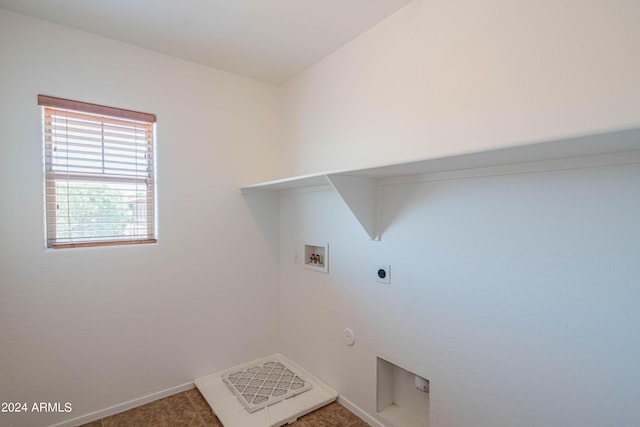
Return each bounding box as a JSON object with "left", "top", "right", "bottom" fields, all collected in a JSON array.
[{"left": 0, "top": 0, "right": 413, "bottom": 84}]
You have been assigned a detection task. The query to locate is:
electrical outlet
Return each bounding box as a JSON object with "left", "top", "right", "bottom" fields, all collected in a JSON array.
[{"left": 376, "top": 265, "right": 391, "bottom": 284}]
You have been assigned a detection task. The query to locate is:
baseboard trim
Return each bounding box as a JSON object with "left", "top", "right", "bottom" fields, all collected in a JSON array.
[
  {"left": 48, "top": 382, "right": 195, "bottom": 427},
  {"left": 337, "top": 395, "right": 386, "bottom": 427},
  {"left": 48, "top": 382, "right": 385, "bottom": 427}
]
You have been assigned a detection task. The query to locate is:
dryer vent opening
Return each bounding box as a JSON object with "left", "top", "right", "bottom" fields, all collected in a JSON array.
[{"left": 377, "top": 357, "right": 429, "bottom": 427}]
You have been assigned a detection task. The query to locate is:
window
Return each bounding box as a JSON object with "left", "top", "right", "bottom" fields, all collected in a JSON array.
[{"left": 39, "top": 95, "right": 156, "bottom": 248}]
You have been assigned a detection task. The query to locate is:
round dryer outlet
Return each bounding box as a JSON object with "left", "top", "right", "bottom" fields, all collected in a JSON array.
[
  {"left": 343, "top": 328, "right": 355, "bottom": 346},
  {"left": 376, "top": 265, "right": 391, "bottom": 284}
]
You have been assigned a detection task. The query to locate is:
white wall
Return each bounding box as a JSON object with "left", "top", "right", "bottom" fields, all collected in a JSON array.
[
  {"left": 279, "top": 157, "right": 640, "bottom": 427},
  {"left": 0, "top": 10, "right": 281, "bottom": 427},
  {"left": 3, "top": 1, "right": 640, "bottom": 426},
  {"left": 277, "top": 2, "right": 640, "bottom": 425},
  {"left": 280, "top": 0, "right": 640, "bottom": 176}
]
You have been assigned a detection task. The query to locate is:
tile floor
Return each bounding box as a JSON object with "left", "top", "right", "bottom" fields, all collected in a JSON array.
[{"left": 78, "top": 389, "right": 369, "bottom": 427}]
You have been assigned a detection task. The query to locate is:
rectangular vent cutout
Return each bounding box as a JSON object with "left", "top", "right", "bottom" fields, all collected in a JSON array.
[{"left": 222, "top": 361, "right": 312, "bottom": 412}]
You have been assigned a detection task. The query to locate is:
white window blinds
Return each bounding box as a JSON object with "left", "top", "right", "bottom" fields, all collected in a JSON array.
[{"left": 39, "top": 95, "right": 157, "bottom": 248}]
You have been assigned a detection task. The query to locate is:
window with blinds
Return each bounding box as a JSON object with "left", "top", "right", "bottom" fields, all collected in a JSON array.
[{"left": 39, "top": 95, "right": 157, "bottom": 248}]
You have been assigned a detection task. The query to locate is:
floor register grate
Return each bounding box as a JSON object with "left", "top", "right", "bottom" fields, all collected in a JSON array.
[
  {"left": 195, "top": 353, "right": 338, "bottom": 427},
  {"left": 222, "top": 361, "right": 312, "bottom": 413}
]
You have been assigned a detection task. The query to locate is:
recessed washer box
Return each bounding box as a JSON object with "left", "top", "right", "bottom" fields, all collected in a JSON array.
[{"left": 303, "top": 243, "right": 328, "bottom": 273}]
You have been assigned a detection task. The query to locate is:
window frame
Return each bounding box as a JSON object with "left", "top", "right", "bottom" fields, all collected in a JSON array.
[{"left": 39, "top": 95, "right": 157, "bottom": 249}]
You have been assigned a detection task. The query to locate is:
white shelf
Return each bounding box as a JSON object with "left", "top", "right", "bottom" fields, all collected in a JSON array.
[{"left": 240, "top": 127, "right": 640, "bottom": 240}]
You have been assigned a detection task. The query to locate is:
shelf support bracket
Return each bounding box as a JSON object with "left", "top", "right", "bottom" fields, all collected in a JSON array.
[{"left": 326, "top": 174, "right": 380, "bottom": 241}]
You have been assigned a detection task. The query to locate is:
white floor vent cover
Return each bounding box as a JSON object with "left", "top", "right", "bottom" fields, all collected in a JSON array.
[
  {"left": 222, "top": 361, "right": 312, "bottom": 412},
  {"left": 195, "top": 353, "right": 337, "bottom": 427}
]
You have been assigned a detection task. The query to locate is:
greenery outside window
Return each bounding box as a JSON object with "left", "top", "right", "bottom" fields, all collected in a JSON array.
[{"left": 39, "top": 95, "right": 157, "bottom": 248}]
